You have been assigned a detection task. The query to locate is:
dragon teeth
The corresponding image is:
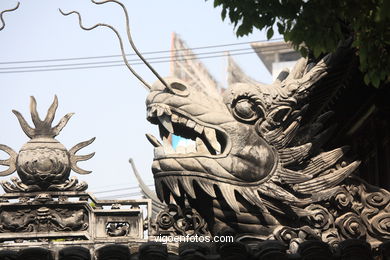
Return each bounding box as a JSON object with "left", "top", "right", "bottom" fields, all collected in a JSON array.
[
  {"left": 179, "top": 117, "right": 188, "bottom": 125},
  {"left": 147, "top": 109, "right": 154, "bottom": 117},
  {"left": 148, "top": 105, "right": 223, "bottom": 156},
  {"left": 219, "top": 184, "right": 240, "bottom": 213},
  {"left": 163, "top": 176, "right": 180, "bottom": 197},
  {"left": 181, "top": 177, "right": 196, "bottom": 198},
  {"left": 156, "top": 107, "right": 164, "bottom": 117},
  {"left": 196, "top": 137, "right": 208, "bottom": 154},
  {"left": 150, "top": 106, "right": 157, "bottom": 114},
  {"left": 154, "top": 179, "right": 164, "bottom": 202},
  {"left": 147, "top": 106, "right": 157, "bottom": 118},
  {"left": 164, "top": 107, "right": 172, "bottom": 116},
  {"left": 172, "top": 113, "right": 179, "bottom": 123},
  {"left": 194, "top": 124, "right": 204, "bottom": 134},
  {"left": 204, "top": 127, "right": 221, "bottom": 153},
  {"left": 147, "top": 104, "right": 172, "bottom": 118},
  {"left": 196, "top": 179, "right": 216, "bottom": 198},
  {"left": 240, "top": 189, "right": 263, "bottom": 207},
  {"left": 186, "top": 119, "right": 196, "bottom": 128},
  {"left": 161, "top": 192, "right": 177, "bottom": 205},
  {"left": 158, "top": 114, "right": 174, "bottom": 134}
]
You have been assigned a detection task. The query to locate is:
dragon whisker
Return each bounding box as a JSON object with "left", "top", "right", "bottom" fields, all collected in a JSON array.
[
  {"left": 91, "top": 0, "right": 173, "bottom": 92},
  {"left": 59, "top": 8, "right": 152, "bottom": 90},
  {"left": 0, "top": 2, "right": 20, "bottom": 31}
]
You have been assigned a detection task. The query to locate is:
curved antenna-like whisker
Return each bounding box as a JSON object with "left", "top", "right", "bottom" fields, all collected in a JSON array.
[
  {"left": 30, "top": 96, "right": 42, "bottom": 127},
  {"left": 51, "top": 112, "right": 74, "bottom": 136},
  {"left": 0, "top": 2, "right": 20, "bottom": 31},
  {"left": 59, "top": 8, "right": 152, "bottom": 90},
  {"left": 0, "top": 144, "right": 17, "bottom": 176},
  {"left": 12, "top": 110, "right": 34, "bottom": 138},
  {"left": 69, "top": 137, "right": 96, "bottom": 174},
  {"left": 92, "top": 0, "right": 171, "bottom": 91},
  {"left": 44, "top": 95, "right": 59, "bottom": 126}
]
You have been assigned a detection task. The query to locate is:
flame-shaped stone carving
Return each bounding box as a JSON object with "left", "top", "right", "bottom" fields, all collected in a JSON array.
[{"left": 0, "top": 96, "right": 95, "bottom": 192}]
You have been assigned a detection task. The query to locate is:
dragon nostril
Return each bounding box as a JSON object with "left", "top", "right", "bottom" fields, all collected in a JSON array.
[{"left": 169, "top": 82, "right": 189, "bottom": 97}]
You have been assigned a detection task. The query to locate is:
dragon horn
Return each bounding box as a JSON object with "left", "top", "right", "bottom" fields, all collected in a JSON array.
[{"left": 284, "top": 55, "right": 329, "bottom": 98}]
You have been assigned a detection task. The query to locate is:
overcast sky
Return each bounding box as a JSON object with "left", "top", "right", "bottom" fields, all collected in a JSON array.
[{"left": 0, "top": 0, "right": 273, "bottom": 198}]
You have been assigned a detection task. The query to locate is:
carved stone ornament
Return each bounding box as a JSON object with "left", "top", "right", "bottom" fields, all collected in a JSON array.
[
  {"left": 106, "top": 222, "right": 130, "bottom": 237},
  {"left": 0, "top": 206, "right": 88, "bottom": 233},
  {"left": 141, "top": 44, "right": 390, "bottom": 250},
  {"left": 0, "top": 96, "right": 95, "bottom": 192},
  {"left": 150, "top": 203, "right": 210, "bottom": 237}
]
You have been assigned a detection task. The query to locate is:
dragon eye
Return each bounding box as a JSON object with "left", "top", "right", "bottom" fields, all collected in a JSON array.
[{"left": 232, "top": 98, "right": 263, "bottom": 123}]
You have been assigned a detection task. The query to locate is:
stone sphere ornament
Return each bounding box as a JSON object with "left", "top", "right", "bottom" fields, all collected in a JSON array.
[{"left": 0, "top": 96, "right": 95, "bottom": 192}]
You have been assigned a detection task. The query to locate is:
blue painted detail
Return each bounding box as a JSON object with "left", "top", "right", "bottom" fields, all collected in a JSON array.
[{"left": 172, "top": 134, "right": 181, "bottom": 149}]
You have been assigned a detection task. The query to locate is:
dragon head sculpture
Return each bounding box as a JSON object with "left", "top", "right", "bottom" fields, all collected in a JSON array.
[
  {"left": 61, "top": 1, "right": 390, "bottom": 248},
  {"left": 145, "top": 48, "right": 390, "bottom": 248},
  {"left": 146, "top": 50, "right": 355, "bottom": 229}
]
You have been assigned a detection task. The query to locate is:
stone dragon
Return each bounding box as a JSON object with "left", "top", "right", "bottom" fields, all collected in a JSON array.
[
  {"left": 145, "top": 48, "right": 390, "bottom": 249},
  {"left": 59, "top": 0, "right": 390, "bottom": 250}
]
